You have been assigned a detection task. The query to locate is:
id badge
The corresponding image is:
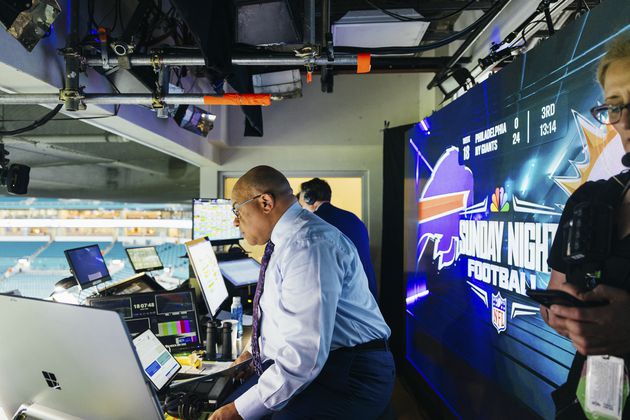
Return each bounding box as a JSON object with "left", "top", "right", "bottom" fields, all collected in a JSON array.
[{"left": 577, "top": 355, "right": 629, "bottom": 420}]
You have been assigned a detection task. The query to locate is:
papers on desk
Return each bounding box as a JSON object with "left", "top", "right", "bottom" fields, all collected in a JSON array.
[
  {"left": 170, "top": 357, "right": 252, "bottom": 390},
  {"left": 178, "top": 360, "right": 232, "bottom": 376}
]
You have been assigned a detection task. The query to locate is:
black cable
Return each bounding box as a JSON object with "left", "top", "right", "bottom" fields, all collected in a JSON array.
[
  {"left": 365, "top": 0, "right": 477, "bottom": 22},
  {"left": 0, "top": 105, "right": 63, "bottom": 136},
  {"left": 336, "top": 0, "right": 504, "bottom": 54}
]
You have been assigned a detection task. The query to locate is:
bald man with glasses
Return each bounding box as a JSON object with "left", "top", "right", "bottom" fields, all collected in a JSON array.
[{"left": 210, "top": 165, "right": 394, "bottom": 420}]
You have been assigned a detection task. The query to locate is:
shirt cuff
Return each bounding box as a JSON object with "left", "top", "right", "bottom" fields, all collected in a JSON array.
[{"left": 234, "top": 385, "right": 272, "bottom": 420}]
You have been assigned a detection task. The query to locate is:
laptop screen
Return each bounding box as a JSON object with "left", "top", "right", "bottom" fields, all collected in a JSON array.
[{"left": 133, "top": 329, "right": 181, "bottom": 391}]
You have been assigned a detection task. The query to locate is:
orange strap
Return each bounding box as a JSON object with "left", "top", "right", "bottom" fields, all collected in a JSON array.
[
  {"left": 98, "top": 26, "right": 107, "bottom": 43},
  {"left": 357, "top": 53, "right": 371, "bottom": 74},
  {"left": 203, "top": 93, "right": 271, "bottom": 106},
  {"left": 306, "top": 71, "right": 313, "bottom": 84}
]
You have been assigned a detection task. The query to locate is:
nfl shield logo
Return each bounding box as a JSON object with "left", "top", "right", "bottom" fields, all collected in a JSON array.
[{"left": 492, "top": 292, "right": 507, "bottom": 334}]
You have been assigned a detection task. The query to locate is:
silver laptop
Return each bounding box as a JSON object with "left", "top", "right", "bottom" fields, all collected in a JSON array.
[{"left": 0, "top": 294, "right": 164, "bottom": 420}]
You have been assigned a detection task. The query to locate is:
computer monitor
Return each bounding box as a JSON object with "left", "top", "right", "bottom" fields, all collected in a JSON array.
[
  {"left": 88, "top": 289, "right": 202, "bottom": 353},
  {"left": 0, "top": 293, "right": 164, "bottom": 420},
  {"left": 64, "top": 244, "right": 111, "bottom": 290},
  {"left": 126, "top": 246, "right": 164, "bottom": 273},
  {"left": 218, "top": 258, "right": 260, "bottom": 287},
  {"left": 133, "top": 329, "right": 181, "bottom": 392},
  {"left": 185, "top": 237, "right": 228, "bottom": 318},
  {"left": 192, "top": 198, "right": 242, "bottom": 245}
]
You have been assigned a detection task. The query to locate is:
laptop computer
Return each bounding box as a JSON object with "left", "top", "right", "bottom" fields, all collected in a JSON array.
[{"left": 0, "top": 293, "right": 164, "bottom": 420}]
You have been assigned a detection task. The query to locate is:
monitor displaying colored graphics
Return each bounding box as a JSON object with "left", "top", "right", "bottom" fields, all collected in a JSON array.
[
  {"left": 64, "top": 244, "right": 111, "bottom": 290},
  {"left": 88, "top": 290, "right": 202, "bottom": 352},
  {"left": 133, "top": 329, "right": 181, "bottom": 391},
  {"left": 403, "top": 2, "right": 628, "bottom": 418},
  {"left": 126, "top": 246, "right": 164, "bottom": 273},
  {"left": 185, "top": 237, "right": 228, "bottom": 317},
  {"left": 193, "top": 198, "right": 242, "bottom": 245}
]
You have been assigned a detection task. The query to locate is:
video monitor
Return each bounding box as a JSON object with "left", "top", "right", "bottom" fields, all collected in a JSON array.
[
  {"left": 185, "top": 237, "right": 228, "bottom": 318},
  {"left": 192, "top": 198, "right": 242, "bottom": 245},
  {"left": 219, "top": 258, "right": 260, "bottom": 287},
  {"left": 126, "top": 246, "right": 164, "bottom": 273},
  {"left": 64, "top": 244, "right": 111, "bottom": 290},
  {"left": 88, "top": 289, "right": 202, "bottom": 353},
  {"left": 133, "top": 329, "right": 181, "bottom": 392}
]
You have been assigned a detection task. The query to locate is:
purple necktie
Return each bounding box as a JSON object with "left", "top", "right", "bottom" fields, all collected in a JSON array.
[{"left": 251, "top": 240, "right": 275, "bottom": 376}]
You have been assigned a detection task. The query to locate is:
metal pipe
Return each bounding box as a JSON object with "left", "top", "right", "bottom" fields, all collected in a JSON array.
[
  {"left": 304, "top": 0, "right": 316, "bottom": 45},
  {"left": 64, "top": 0, "right": 81, "bottom": 111},
  {"left": 0, "top": 94, "right": 272, "bottom": 106},
  {"left": 85, "top": 54, "right": 366, "bottom": 67},
  {"left": 232, "top": 56, "right": 358, "bottom": 66},
  {"left": 322, "top": 0, "right": 330, "bottom": 48}
]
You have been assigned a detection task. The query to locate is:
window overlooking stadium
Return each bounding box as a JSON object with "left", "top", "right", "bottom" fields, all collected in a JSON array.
[{"left": 0, "top": 197, "right": 192, "bottom": 300}]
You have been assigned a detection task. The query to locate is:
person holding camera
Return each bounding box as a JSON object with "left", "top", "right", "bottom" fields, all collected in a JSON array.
[{"left": 542, "top": 35, "right": 630, "bottom": 418}]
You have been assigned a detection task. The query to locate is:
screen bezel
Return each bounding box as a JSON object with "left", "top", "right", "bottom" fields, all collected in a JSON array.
[
  {"left": 125, "top": 246, "right": 165, "bottom": 273},
  {"left": 192, "top": 198, "right": 242, "bottom": 245},
  {"left": 64, "top": 243, "right": 111, "bottom": 290}
]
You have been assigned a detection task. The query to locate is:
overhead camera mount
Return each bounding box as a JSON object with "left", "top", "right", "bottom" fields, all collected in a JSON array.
[{"left": 0, "top": 144, "right": 30, "bottom": 195}]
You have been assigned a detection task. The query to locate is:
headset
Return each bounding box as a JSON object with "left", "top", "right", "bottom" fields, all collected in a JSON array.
[
  {"left": 302, "top": 187, "right": 317, "bottom": 205},
  {"left": 301, "top": 178, "right": 331, "bottom": 206},
  {"left": 163, "top": 392, "right": 204, "bottom": 420}
]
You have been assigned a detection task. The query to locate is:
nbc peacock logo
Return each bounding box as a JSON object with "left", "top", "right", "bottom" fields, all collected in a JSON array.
[{"left": 490, "top": 187, "right": 510, "bottom": 212}]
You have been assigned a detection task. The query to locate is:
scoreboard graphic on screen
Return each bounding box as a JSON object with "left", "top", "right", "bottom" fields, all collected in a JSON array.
[{"left": 404, "top": 1, "right": 629, "bottom": 418}]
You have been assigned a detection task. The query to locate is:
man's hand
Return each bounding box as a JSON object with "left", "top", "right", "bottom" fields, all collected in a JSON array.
[
  {"left": 232, "top": 350, "right": 254, "bottom": 382},
  {"left": 208, "top": 402, "right": 242, "bottom": 420},
  {"left": 550, "top": 284, "right": 630, "bottom": 355}
]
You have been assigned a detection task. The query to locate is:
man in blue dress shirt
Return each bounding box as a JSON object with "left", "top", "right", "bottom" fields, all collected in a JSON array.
[
  {"left": 210, "top": 166, "right": 394, "bottom": 420},
  {"left": 298, "top": 178, "right": 378, "bottom": 300}
]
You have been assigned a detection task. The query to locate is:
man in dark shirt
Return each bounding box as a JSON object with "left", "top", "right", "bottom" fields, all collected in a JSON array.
[{"left": 298, "top": 178, "right": 378, "bottom": 300}]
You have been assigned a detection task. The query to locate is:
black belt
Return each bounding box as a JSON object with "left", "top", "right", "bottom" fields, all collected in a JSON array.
[{"left": 335, "top": 339, "right": 389, "bottom": 352}]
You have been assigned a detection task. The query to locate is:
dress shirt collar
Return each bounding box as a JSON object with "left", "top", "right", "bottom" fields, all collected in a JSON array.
[{"left": 270, "top": 201, "right": 304, "bottom": 248}]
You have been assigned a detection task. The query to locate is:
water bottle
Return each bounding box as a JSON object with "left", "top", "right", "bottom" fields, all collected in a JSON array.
[{"left": 230, "top": 296, "right": 243, "bottom": 338}]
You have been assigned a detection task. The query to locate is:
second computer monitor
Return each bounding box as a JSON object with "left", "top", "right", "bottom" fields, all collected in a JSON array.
[
  {"left": 185, "top": 237, "right": 228, "bottom": 318},
  {"left": 64, "top": 244, "right": 111, "bottom": 290},
  {"left": 192, "top": 198, "right": 242, "bottom": 245},
  {"left": 126, "top": 246, "right": 164, "bottom": 273}
]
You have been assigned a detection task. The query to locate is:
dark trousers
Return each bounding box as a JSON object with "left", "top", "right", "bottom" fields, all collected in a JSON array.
[{"left": 223, "top": 348, "right": 396, "bottom": 419}]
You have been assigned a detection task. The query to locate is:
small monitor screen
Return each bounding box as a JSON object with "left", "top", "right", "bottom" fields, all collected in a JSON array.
[
  {"left": 185, "top": 238, "right": 228, "bottom": 317},
  {"left": 64, "top": 244, "right": 111, "bottom": 290},
  {"left": 126, "top": 246, "right": 164, "bottom": 273},
  {"left": 133, "top": 329, "right": 181, "bottom": 391},
  {"left": 193, "top": 198, "right": 242, "bottom": 243},
  {"left": 219, "top": 258, "right": 260, "bottom": 287},
  {"left": 88, "top": 290, "right": 202, "bottom": 353}
]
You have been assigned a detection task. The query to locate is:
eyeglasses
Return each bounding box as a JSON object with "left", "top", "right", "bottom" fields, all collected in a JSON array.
[
  {"left": 232, "top": 194, "right": 262, "bottom": 218},
  {"left": 590, "top": 103, "right": 630, "bottom": 125}
]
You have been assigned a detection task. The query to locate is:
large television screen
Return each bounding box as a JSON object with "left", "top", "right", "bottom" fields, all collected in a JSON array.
[{"left": 403, "top": 2, "right": 629, "bottom": 418}]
